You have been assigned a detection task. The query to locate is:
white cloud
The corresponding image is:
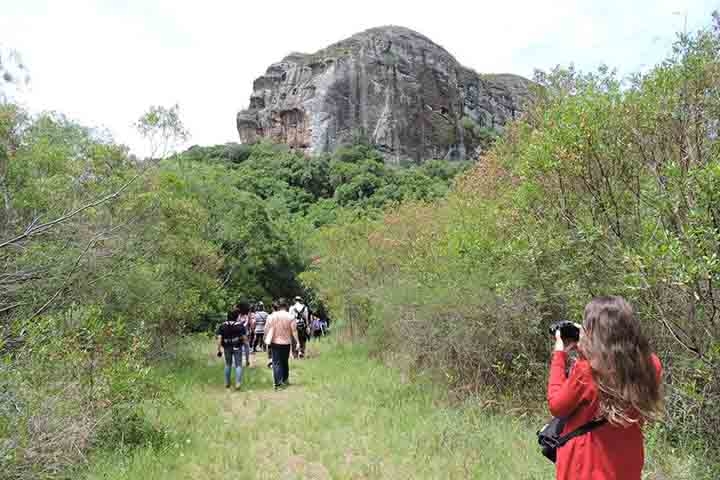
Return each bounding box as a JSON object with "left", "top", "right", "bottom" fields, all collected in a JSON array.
[{"left": 1, "top": 0, "right": 717, "bottom": 155}]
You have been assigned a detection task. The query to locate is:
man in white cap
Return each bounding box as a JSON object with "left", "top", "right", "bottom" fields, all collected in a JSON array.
[{"left": 289, "top": 296, "right": 309, "bottom": 358}]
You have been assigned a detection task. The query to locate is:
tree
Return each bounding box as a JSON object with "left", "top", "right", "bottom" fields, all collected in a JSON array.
[{"left": 135, "top": 104, "right": 189, "bottom": 160}]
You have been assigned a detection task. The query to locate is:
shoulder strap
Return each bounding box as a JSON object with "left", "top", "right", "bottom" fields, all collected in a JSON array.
[{"left": 557, "top": 419, "right": 607, "bottom": 447}]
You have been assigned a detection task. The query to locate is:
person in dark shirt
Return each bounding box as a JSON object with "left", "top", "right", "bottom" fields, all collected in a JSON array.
[{"left": 216, "top": 308, "right": 247, "bottom": 389}]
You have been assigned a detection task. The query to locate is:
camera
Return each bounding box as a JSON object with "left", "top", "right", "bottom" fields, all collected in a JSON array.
[{"left": 549, "top": 321, "right": 580, "bottom": 342}]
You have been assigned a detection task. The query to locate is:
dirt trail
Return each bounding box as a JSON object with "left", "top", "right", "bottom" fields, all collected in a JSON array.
[{"left": 204, "top": 348, "right": 334, "bottom": 479}]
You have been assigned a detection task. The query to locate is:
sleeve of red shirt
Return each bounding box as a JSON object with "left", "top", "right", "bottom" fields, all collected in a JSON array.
[
  {"left": 651, "top": 353, "right": 663, "bottom": 383},
  {"left": 547, "top": 351, "right": 592, "bottom": 418}
]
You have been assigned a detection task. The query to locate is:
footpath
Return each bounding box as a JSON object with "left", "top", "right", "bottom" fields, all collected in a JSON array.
[{"left": 84, "top": 339, "right": 552, "bottom": 479}]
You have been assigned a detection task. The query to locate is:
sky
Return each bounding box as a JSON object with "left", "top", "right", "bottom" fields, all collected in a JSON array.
[{"left": 1, "top": 0, "right": 718, "bottom": 155}]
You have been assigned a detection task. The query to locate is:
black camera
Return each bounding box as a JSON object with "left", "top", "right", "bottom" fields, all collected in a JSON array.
[{"left": 549, "top": 321, "right": 580, "bottom": 342}]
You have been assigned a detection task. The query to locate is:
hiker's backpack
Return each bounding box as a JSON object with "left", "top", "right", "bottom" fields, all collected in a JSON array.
[{"left": 294, "top": 305, "right": 307, "bottom": 329}]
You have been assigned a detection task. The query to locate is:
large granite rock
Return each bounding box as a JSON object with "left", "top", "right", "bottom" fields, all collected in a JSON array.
[{"left": 237, "top": 26, "right": 533, "bottom": 162}]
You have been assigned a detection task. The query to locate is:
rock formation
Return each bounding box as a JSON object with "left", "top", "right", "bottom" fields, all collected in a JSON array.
[{"left": 237, "top": 26, "right": 533, "bottom": 162}]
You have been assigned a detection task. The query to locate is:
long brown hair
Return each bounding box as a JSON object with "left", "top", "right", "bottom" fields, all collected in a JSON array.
[{"left": 579, "top": 296, "right": 664, "bottom": 426}]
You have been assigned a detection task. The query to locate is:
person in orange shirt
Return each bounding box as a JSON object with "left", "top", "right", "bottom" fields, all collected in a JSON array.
[{"left": 547, "top": 296, "right": 664, "bottom": 480}]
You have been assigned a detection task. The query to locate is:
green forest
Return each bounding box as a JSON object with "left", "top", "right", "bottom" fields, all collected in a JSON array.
[
  {"left": 0, "top": 102, "right": 466, "bottom": 477},
  {"left": 2, "top": 15, "right": 720, "bottom": 480}
]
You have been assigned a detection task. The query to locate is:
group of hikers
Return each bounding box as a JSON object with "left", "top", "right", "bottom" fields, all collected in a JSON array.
[{"left": 216, "top": 296, "right": 329, "bottom": 390}]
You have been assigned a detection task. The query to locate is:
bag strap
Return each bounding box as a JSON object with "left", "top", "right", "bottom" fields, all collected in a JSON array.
[{"left": 556, "top": 419, "right": 607, "bottom": 447}]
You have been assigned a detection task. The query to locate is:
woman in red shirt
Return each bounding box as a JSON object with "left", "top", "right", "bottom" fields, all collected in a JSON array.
[{"left": 547, "top": 296, "right": 664, "bottom": 480}]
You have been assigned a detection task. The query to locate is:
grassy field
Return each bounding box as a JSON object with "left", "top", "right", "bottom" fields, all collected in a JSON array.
[
  {"left": 82, "top": 337, "right": 708, "bottom": 480},
  {"left": 82, "top": 338, "right": 554, "bottom": 479}
]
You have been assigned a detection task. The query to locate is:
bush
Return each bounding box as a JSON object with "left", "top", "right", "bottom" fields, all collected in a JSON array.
[{"left": 95, "top": 406, "right": 168, "bottom": 449}]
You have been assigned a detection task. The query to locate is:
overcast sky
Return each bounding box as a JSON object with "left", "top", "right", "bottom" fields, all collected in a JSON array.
[{"left": 1, "top": 0, "right": 717, "bottom": 154}]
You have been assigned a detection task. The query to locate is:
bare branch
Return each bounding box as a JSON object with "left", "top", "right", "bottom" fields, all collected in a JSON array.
[
  {"left": 22, "top": 222, "right": 128, "bottom": 326},
  {"left": 0, "top": 302, "right": 24, "bottom": 314},
  {"left": 0, "top": 171, "right": 143, "bottom": 250}
]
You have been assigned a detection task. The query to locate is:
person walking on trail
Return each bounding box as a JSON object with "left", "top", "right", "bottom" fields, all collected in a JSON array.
[
  {"left": 289, "top": 296, "right": 309, "bottom": 358},
  {"left": 247, "top": 306, "right": 256, "bottom": 355},
  {"left": 235, "top": 302, "right": 252, "bottom": 367},
  {"left": 547, "top": 296, "right": 664, "bottom": 480},
  {"left": 216, "top": 309, "right": 247, "bottom": 390},
  {"left": 247, "top": 308, "right": 256, "bottom": 356},
  {"left": 253, "top": 302, "right": 269, "bottom": 352},
  {"left": 310, "top": 314, "right": 325, "bottom": 339},
  {"left": 265, "top": 298, "right": 299, "bottom": 390}
]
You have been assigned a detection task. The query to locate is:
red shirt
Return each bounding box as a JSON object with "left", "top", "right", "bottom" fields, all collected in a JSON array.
[{"left": 547, "top": 351, "right": 662, "bottom": 480}]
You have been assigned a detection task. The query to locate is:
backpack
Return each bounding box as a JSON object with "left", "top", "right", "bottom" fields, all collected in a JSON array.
[
  {"left": 294, "top": 305, "right": 307, "bottom": 329},
  {"left": 537, "top": 416, "right": 607, "bottom": 463},
  {"left": 220, "top": 321, "right": 245, "bottom": 348}
]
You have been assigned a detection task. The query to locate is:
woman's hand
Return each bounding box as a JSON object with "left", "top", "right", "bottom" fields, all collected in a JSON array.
[{"left": 574, "top": 322, "right": 585, "bottom": 342}]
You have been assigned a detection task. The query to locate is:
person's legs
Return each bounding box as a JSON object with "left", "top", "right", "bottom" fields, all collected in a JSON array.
[
  {"left": 298, "top": 330, "right": 307, "bottom": 358},
  {"left": 278, "top": 344, "right": 291, "bottom": 384},
  {"left": 223, "top": 348, "right": 233, "bottom": 387},
  {"left": 232, "top": 349, "right": 244, "bottom": 388},
  {"left": 242, "top": 342, "right": 250, "bottom": 366},
  {"left": 254, "top": 333, "right": 264, "bottom": 351},
  {"left": 270, "top": 344, "right": 284, "bottom": 388}
]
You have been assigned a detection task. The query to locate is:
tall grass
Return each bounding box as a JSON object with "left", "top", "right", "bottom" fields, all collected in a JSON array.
[
  {"left": 81, "top": 337, "right": 711, "bottom": 479},
  {"left": 82, "top": 338, "right": 554, "bottom": 479}
]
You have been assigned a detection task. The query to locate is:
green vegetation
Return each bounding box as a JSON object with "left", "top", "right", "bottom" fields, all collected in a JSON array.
[
  {"left": 0, "top": 101, "right": 466, "bottom": 478},
  {"left": 82, "top": 339, "right": 706, "bottom": 480},
  {"left": 461, "top": 115, "right": 498, "bottom": 152},
  {"left": 304, "top": 18, "right": 720, "bottom": 477},
  {"left": 83, "top": 339, "right": 555, "bottom": 480}
]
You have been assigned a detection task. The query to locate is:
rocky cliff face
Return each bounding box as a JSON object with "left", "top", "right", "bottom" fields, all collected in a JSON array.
[{"left": 237, "top": 26, "right": 533, "bottom": 163}]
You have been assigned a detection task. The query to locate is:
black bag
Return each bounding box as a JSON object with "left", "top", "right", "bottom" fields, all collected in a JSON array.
[
  {"left": 537, "top": 417, "right": 607, "bottom": 463},
  {"left": 294, "top": 305, "right": 307, "bottom": 330}
]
